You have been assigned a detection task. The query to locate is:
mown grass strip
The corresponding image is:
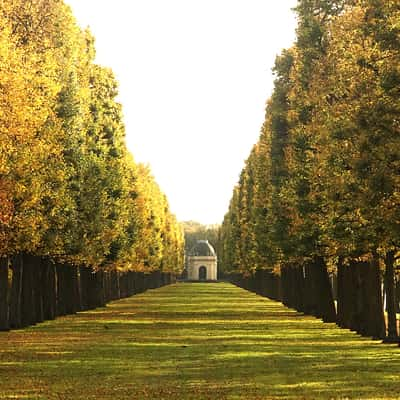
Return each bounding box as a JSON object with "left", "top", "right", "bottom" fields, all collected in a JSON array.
[{"left": 0, "top": 282, "right": 400, "bottom": 399}]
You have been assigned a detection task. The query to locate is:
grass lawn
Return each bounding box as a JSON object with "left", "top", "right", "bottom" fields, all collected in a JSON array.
[{"left": 1, "top": 282, "right": 400, "bottom": 399}]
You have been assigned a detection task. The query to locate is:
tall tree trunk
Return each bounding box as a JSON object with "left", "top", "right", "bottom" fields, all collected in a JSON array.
[
  {"left": 348, "top": 260, "right": 361, "bottom": 333},
  {"left": 126, "top": 271, "right": 132, "bottom": 296},
  {"left": 109, "top": 271, "right": 117, "bottom": 300},
  {"left": 33, "top": 256, "right": 44, "bottom": 324},
  {"left": 157, "top": 270, "right": 162, "bottom": 288},
  {"left": 331, "top": 272, "right": 338, "bottom": 302},
  {"left": 114, "top": 271, "right": 121, "bottom": 300},
  {"left": 276, "top": 273, "right": 282, "bottom": 302},
  {"left": 87, "top": 270, "right": 105, "bottom": 309},
  {"left": 128, "top": 272, "right": 134, "bottom": 296},
  {"left": 303, "top": 262, "right": 317, "bottom": 316},
  {"left": 137, "top": 272, "right": 145, "bottom": 294},
  {"left": 119, "top": 272, "right": 127, "bottom": 298},
  {"left": 314, "top": 256, "right": 336, "bottom": 323},
  {"left": 99, "top": 271, "right": 106, "bottom": 307},
  {"left": 396, "top": 276, "right": 400, "bottom": 314},
  {"left": 266, "top": 271, "right": 276, "bottom": 300},
  {"left": 153, "top": 271, "right": 159, "bottom": 289},
  {"left": 280, "top": 267, "right": 289, "bottom": 307},
  {"left": 42, "top": 259, "right": 56, "bottom": 321},
  {"left": 10, "top": 255, "right": 23, "bottom": 329},
  {"left": 383, "top": 251, "right": 398, "bottom": 342},
  {"left": 150, "top": 271, "right": 156, "bottom": 289},
  {"left": 21, "top": 254, "right": 36, "bottom": 327},
  {"left": 56, "top": 263, "right": 67, "bottom": 316},
  {"left": 336, "top": 258, "right": 344, "bottom": 327},
  {"left": 104, "top": 272, "right": 111, "bottom": 303},
  {"left": 128, "top": 271, "right": 134, "bottom": 295},
  {"left": 366, "top": 255, "right": 386, "bottom": 339},
  {"left": 266, "top": 272, "right": 280, "bottom": 301},
  {"left": 160, "top": 272, "right": 166, "bottom": 288},
  {"left": 0, "top": 258, "right": 9, "bottom": 331},
  {"left": 355, "top": 261, "right": 366, "bottom": 335},
  {"left": 258, "top": 270, "right": 267, "bottom": 297},
  {"left": 346, "top": 258, "right": 386, "bottom": 339},
  {"left": 102, "top": 272, "right": 109, "bottom": 303},
  {"left": 64, "top": 265, "right": 81, "bottom": 314},
  {"left": 79, "top": 266, "right": 90, "bottom": 310},
  {"left": 302, "top": 258, "right": 336, "bottom": 322},
  {"left": 337, "top": 257, "right": 352, "bottom": 329},
  {"left": 74, "top": 265, "right": 82, "bottom": 312},
  {"left": 264, "top": 270, "right": 271, "bottom": 298},
  {"left": 287, "top": 268, "right": 296, "bottom": 309},
  {"left": 293, "top": 266, "right": 305, "bottom": 313}
]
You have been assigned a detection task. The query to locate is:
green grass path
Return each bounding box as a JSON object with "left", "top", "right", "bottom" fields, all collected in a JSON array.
[{"left": 1, "top": 282, "right": 400, "bottom": 399}]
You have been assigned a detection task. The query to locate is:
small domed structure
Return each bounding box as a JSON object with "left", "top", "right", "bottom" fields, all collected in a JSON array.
[
  {"left": 188, "top": 240, "right": 216, "bottom": 257},
  {"left": 186, "top": 240, "right": 217, "bottom": 281}
]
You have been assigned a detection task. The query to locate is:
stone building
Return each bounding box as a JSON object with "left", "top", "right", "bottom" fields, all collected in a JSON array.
[{"left": 186, "top": 240, "right": 217, "bottom": 281}]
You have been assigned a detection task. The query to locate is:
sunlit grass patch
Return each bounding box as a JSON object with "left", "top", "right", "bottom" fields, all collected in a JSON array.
[{"left": 0, "top": 282, "right": 400, "bottom": 399}]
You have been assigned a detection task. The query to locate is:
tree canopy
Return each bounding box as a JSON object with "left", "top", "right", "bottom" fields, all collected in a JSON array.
[{"left": 0, "top": 0, "right": 184, "bottom": 275}]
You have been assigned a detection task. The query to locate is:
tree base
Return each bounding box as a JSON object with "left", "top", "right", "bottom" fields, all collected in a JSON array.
[{"left": 381, "top": 336, "right": 400, "bottom": 344}]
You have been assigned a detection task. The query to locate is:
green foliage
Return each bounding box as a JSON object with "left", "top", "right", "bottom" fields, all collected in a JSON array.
[
  {"left": 0, "top": 0, "right": 184, "bottom": 274},
  {"left": 219, "top": 0, "right": 399, "bottom": 278}
]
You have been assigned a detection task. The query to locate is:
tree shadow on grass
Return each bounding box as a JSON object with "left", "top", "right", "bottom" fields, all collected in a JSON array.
[{"left": 1, "top": 283, "right": 400, "bottom": 399}]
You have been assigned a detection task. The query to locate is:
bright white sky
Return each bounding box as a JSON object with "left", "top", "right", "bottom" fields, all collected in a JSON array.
[{"left": 64, "top": 0, "right": 298, "bottom": 225}]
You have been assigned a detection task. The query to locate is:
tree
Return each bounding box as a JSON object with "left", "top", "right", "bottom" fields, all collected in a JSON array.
[
  {"left": 0, "top": 0, "right": 183, "bottom": 329},
  {"left": 219, "top": 0, "right": 400, "bottom": 334}
]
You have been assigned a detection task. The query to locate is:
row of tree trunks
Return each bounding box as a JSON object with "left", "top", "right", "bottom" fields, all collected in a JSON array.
[
  {"left": 231, "top": 260, "right": 336, "bottom": 321},
  {"left": 309, "top": 257, "right": 336, "bottom": 323},
  {"left": 231, "top": 265, "right": 322, "bottom": 318},
  {"left": 279, "top": 258, "right": 336, "bottom": 323},
  {"left": 281, "top": 265, "right": 305, "bottom": 312},
  {"left": 229, "top": 254, "right": 399, "bottom": 342},
  {"left": 230, "top": 271, "right": 282, "bottom": 302},
  {"left": 337, "top": 258, "right": 386, "bottom": 339},
  {"left": 0, "top": 254, "right": 175, "bottom": 331}
]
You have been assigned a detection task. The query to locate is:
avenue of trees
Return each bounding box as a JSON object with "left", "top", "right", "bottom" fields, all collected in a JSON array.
[
  {"left": 0, "top": 0, "right": 184, "bottom": 331},
  {"left": 219, "top": 0, "right": 400, "bottom": 341}
]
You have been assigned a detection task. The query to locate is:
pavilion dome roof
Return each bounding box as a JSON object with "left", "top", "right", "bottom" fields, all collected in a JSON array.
[{"left": 188, "top": 240, "right": 216, "bottom": 257}]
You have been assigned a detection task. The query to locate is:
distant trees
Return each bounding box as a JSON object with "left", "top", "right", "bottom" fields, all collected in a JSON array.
[
  {"left": 0, "top": 0, "right": 184, "bottom": 330},
  {"left": 182, "top": 221, "right": 219, "bottom": 253},
  {"left": 219, "top": 0, "right": 399, "bottom": 340}
]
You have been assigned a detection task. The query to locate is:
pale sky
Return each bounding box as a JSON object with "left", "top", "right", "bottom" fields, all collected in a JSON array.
[{"left": 64, "top": 0, "right": 298, "bottom": 225}]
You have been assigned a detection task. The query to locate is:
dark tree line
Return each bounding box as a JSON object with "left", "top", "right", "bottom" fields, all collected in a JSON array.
[
  {"left": 219, "top": 0, "right": 399, "bottom": 342},
  {"left": 0, "top": 0, "right": 184, "bottom": 330}
]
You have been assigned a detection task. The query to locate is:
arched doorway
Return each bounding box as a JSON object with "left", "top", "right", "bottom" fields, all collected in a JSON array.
[{"left": 199, "top": 266, "right": 207, "bottom": 281}]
